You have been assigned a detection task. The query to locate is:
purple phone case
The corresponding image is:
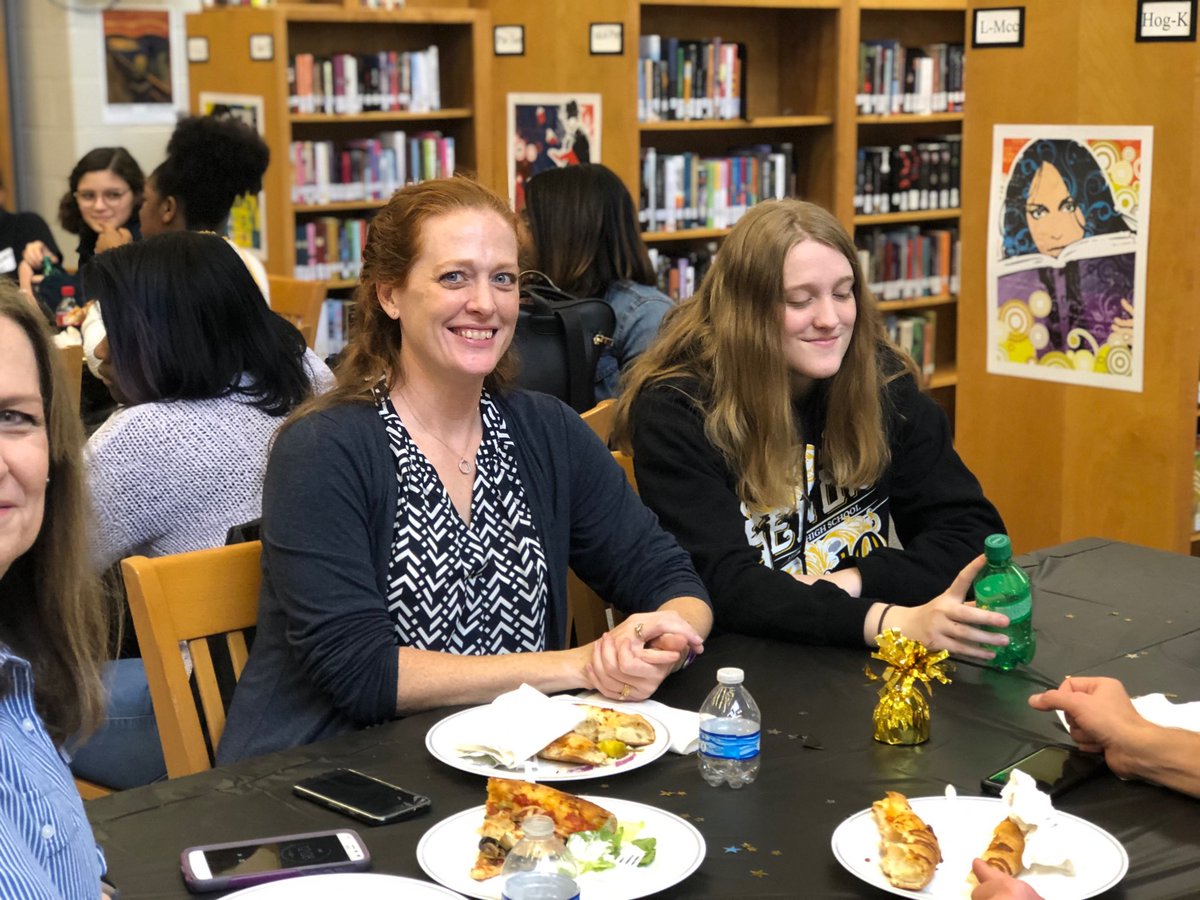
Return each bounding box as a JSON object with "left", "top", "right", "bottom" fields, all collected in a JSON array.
[{"left": 180, "top": 828, "right": 370, "bottom": 893}]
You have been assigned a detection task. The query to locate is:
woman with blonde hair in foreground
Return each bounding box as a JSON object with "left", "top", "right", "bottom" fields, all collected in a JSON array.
[{"left": 0, "top": 283, "right": 114, "bottom": 897}]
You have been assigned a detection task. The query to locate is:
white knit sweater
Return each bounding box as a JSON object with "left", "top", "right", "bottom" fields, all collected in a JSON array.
[{"left": 87, "top": 352, "right": 333, "bottom": 570}]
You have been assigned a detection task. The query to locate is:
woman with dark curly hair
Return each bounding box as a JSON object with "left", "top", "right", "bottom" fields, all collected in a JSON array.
[{"left": 137, "top": 114, "right": 271, "bottom": 298}]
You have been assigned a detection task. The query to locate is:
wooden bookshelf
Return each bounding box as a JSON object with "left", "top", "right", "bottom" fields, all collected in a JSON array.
[
  {"left": 185, "top": 5, "right": 491, "bottom": 285},
  {"left": 854, "top": 208, "right": 961, "bottom": 226}
]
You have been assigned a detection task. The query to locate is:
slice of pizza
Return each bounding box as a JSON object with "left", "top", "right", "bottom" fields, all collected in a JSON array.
[
  {"left": 470, "top": 778, "right": 616, "bottom": 881},
  {"left": 538, "top": 730, "right": 609, "bottom": 766},
  {"left": 574, "top": 706, "right": 656, "bottom": 747}
]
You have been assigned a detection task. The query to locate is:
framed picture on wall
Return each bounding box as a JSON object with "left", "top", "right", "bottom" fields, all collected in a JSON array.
[{"left": 506, "top": 92, "right": 602, "bottom": 211}]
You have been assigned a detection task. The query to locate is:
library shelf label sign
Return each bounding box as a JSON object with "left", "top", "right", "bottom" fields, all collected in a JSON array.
[
  {"left": 1136, "top": 0, "right": 1197, "bottom": 41},
  {"left": 494, "top": 25, "right": 524, "bottom": 57},
  {"left": 972, "top": 7, "right": 1025, "bottom": 48},
  {"left": 986, "top": 124, "right": 1153, "bottom": 393}
]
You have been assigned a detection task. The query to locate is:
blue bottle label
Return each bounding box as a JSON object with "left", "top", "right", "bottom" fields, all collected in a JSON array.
[{"left": 698, "top": 728, "right": 760, "bottom": 761}]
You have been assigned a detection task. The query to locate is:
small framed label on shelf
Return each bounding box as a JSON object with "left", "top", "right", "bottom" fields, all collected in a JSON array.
[
  {"left": 972, "top": 7, "right": 1025, "bottom": 49},
  {"left": 1136, "top": 0, "right": 1197, "bottom": 41},
  {"left": 248, "top": 34, "right": 273, "bottom": 62},
  {"left": 494, "top": 25, "right": 525, "bottom": 57},
  {"left": 589, "top": 22, "right": 623, "bottom": 56},
  {"left": 187, "top": 37, "right": 209, "bottom": 64}
]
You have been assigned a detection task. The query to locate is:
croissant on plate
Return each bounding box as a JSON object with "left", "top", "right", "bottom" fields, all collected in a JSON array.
[
  {"left": 871, "top": 791, "right": 942, "bottom": 890},
  {"left": 968, "top": 816, "right": 1026, "bottom": 884}
]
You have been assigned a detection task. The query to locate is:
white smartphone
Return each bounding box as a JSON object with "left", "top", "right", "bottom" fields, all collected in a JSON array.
[{"left": 180, "top": 828, "right": 369, "bottom": 893}]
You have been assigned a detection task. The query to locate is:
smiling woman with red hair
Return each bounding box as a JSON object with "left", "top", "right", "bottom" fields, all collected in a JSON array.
[{"left": 219, "top": 177, "right": 712, "bottom": 764}]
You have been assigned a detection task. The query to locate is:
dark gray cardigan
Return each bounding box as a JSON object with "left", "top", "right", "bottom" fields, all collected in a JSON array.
[{"left": 217, "top": 389, "right": 708, "bottom": 763}]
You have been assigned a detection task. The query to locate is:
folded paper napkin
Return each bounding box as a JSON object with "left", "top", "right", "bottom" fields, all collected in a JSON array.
[
  {"left": 453, "top": 684, "right": 584, "bottom": 769},
  {"left": 1056, "top": 692, "right": 1200, "bottom": 734},
  {"left": 571, "top": 691, "right": 701, "bottom": 755}
]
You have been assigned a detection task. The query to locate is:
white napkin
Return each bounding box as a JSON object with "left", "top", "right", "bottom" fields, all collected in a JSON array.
[
  {"left": 453, "top": 684, "right": 584, "bottom": 769},
  {"left": 1056, "top": 692, "right": 1200, "bottom": 734},
  {"left": 570, "top": 691, "right": 701, "bottom": 755}
]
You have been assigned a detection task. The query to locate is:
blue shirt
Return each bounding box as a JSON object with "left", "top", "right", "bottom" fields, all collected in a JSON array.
[
  {"left": 595, "top": 280, "right": 672, "bottom": 400},
  {"left": 0, "top": 646, "right": 104, "bottom": 899}
]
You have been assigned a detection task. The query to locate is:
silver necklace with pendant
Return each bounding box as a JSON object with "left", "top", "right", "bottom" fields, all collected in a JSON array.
[{"left": 397, "top": 389, "right": 477, "bottom": 475}]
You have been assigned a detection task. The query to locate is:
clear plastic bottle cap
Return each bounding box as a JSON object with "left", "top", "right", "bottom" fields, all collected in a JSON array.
[
  {"left": 716, "top": 667, "right": 744, "bottom": 685},
  {"left": 521, "top": 815, "right": 554, "bottom": 837}
]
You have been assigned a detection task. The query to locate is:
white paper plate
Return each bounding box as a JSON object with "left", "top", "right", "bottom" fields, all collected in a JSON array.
[
  {"left": 831, "top": 795, "right": 1128, "bottom": 899},
  {"left": 223, "top": 872, "right": 465, "bottom": 898},
  {"left": 425, "top": 704, "right": 670, "bottom": 782},
  {"left": 416, "top": 795, "right": 705, "bottom": 899}
]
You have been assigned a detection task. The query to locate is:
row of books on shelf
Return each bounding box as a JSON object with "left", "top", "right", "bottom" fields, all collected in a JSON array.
[
  {"left": 886, "top": 311, "right": 938, "bottom": 383},
  {"left": 639, "top": 144, "right": 794, "bottom": 233},
  {"left": 290, "top": 132, "right": 454, "bottom": 205},
  {"left": 855, "top": 138, "right": 961, "bottom": 216},
  {"left": 647, "top": 244, "right": 716, "bottom": 303},
  {"left": 1194, "top": 436, "right": 1200, "bottom": 531},
  {"left": 294, "top": 217, "right": 368, "bottom": 282},
  {"left": 288, "top": 47, "right": 440, "bottom": 116},
  {"left": 856, "top": 41, "right": 965, "bottom": 116},
  {"left": 314, "top": 300, "right": 353, "bottom": 360},
  {"left": 637, "top": 35, "right": 747, "bottom": 122},
  {"left": 856, "top": 225, "right": 960, "bottom": 302}
]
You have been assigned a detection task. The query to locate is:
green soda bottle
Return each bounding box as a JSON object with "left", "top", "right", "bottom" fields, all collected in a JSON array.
[{"left": 972, "top": 534, "right": 1035, "bottom": 671}]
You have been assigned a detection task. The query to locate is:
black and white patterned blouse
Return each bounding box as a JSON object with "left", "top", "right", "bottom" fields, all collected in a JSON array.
[{"left": 375, "top": 385, "right": 550, "bottom": 654}]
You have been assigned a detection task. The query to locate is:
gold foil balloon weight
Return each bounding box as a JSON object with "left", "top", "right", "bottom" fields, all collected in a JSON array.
[{"left": 866, "top": 628, "right": 953, "bottom": 746}]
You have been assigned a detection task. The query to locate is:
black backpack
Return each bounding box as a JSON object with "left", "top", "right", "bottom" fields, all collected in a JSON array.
[{"left": 514, "top": 271, "right": 615, "bottom": 413}]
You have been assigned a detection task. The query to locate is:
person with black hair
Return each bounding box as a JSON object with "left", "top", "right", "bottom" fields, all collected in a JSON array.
[
  {"left": 137, "top": 114, "right": 271, "bottom": 299},
  {"left": 0, "top": 173, "right": 61, "bottom": 286},
  {"left": 522, "top": 163, "right": 671, "bottom": 399},
  {"left": 68, "top": 231, "right": 332, "bottom": 789}
]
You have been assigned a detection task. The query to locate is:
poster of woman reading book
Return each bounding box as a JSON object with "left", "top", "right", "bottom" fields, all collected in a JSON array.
[{"left": 987, "top": 126, "right": 1152, "bottom": 392}]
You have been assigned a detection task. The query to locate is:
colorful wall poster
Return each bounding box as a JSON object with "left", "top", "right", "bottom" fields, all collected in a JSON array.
[
  {"left": 101, "top": 9, "right": 183, "bottom": 125},
  {"left": 506, "top": 93, "right": 602, "bottom": 210},
  {"left": 199, "top": 93, "right": 268, "bottom": 261},
  {"left": 987, "top": 125, "right": 1153, "bottom": 392}
]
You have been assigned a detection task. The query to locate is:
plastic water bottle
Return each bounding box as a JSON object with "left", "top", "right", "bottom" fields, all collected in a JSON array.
[
  {"left": 972, "top": 533, "right": 1036, "bottom": 671},
  {"left": 500, "top": 815, "right": 579, "bottom": 900},
  {"left": 54, "top": 285, "right": 77, "bottom": 329},
  {"left": 698, "top": 667, "right": 760, "bottom": 788}
]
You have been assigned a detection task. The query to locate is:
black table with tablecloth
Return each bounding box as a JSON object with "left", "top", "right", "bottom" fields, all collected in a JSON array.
[{"left": 86, "top": 539, "right": 1200, "bottom": 898}]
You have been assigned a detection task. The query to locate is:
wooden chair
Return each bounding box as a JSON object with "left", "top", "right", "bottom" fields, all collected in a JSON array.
[
  {"left": 55, "top": 343, "right": 83, "bottom": 411},
  {"left": 267, "top": 275, "right": 328, "bottom": 349},
  {"left": 565, "top": 451, "right": 639, "bottom": 646},
  {"left": 580, "top": 398, "right": 617, "bottom": 444},
  {"left": 120, "top": 542, "right": 262, "bottom": 778}
]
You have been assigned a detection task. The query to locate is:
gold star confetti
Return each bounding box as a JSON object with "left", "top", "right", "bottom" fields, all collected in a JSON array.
[
  {"left": 751, "top": 869, "right": 768, "bottom": 878},
  {"left": 680, "top": 812, "right": 691, "bottom": 819},
  {"left": 1065, "top": 613, "right": 1075, "bottom": 619},
  {"left": 1109, "top": 611, "right": 1120, "bottom": 616},
  {"left": 676, "top": 791, "right": 687, "bottom": 796},
  {"left": 659, "top": 790, "right": 677, "bottom": 797},
  {"left": 1126, "top": 653, "right": 1139, "bottom": 659},
  {"left": 788, "top": 733, "right": 800, "bottom": 740},
  {"left": 1124, "top": 618, "right": 1132, "bottom": 622},
  {"left": 742, "top": 843, "right": 757, "bottom": 852},
  {"left": 767, "top": 728, "right": 782, "bottom": 735},
  {"left": 771, "top": 850, "right": 782, "bottom": 856},
  {"left": 694, "top": 817, "right": 705, "bottom": 822}
]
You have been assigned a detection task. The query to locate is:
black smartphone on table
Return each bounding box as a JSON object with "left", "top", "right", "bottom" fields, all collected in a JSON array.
[
  {"left": 981, "top": 744, "right": 1106, "bottom": 798},
  {"left": 180, "top": 828, "right": 369, "bottom": 893},
  {"left": 293, "top": 768, "right": 432, "bottom": 825}
]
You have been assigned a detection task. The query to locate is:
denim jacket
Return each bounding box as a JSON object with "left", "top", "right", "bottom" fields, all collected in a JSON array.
[{"left": 595, "top": 280, "right": 672, "bottom": 400}]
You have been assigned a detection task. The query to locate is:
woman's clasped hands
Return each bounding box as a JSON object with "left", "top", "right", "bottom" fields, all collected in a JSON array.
[{"left": 585, "top": 610, "right": 705, "bottom": 702}]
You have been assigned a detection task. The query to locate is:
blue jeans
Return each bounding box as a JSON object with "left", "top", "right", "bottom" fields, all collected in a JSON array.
[{"left": 69, "top": 658, "right": 167, "bottom": 790}]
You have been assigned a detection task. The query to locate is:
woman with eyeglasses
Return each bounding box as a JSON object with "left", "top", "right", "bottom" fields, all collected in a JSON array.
[{"left": 18, "top": 147, "right": 144, "bottom": 293}]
